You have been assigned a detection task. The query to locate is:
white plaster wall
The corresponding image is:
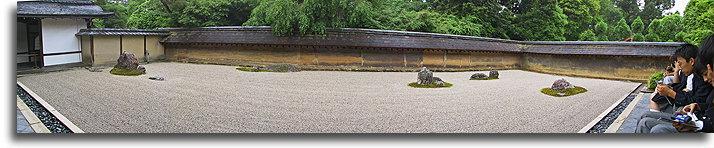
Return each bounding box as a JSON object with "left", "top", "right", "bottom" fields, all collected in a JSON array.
[
  {"left": 17, "top": 22, "right": 29, "bottom": 63},
  {"left": 43, "top": 53, "right": 82, "bottom": 66},
  {"left": 41, "top": 18, "right": 86, "bottom": 66}
]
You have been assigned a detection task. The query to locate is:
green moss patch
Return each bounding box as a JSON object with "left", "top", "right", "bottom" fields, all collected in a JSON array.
[
  {"left": 408, "top": 82, "right": 453, "bottom": 88},
  {"left": 109, "top": 68, "right": 145, "bottom": 76},
  {"left": 236, "top": 67, "right": 288, "bottom": 73},
  {"left": 540, "top": 86, "right": 588, "bottom": 97},
  {"left": 470, "top": 78, "right": 499, "bottom": 80}
]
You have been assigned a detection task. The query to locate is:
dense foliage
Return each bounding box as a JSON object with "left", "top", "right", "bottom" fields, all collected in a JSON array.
[{"left": 94, "top": 0, "right": 713, "bottom": 44}]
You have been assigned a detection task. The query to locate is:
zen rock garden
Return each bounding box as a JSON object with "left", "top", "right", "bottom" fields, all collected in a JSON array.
[
  {"left": 109, "top": 52, "right": 146, "bottom": 76},
  {"left": 408, "top": 67, "right": 453, "bottom": 88},
  {"left": 540, "top": 78, "right": 588, "bottom": 97},
  {"left": 237, "top": 63, "right": 301, "bottom": 73}
]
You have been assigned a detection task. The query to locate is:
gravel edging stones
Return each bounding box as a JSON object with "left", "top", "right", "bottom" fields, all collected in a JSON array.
[
  {"left": 17, "top": 82, "right": 84, "bottom": 133},
  {"left": 581, "top": 84, "right": 641, "bottom": 133}
]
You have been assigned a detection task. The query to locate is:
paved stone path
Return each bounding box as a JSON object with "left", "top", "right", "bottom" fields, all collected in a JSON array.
[
  {"left": 617, "top": 93, "right": 656, "bottom": 133},
  {"left": 17, "top": 108, "right": 35, "bottom": 133},
  {"left": 16, "top": 62, "right": 640, "bottom": 133}
]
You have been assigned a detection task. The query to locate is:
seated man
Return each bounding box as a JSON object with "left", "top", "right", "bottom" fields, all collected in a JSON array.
[
  {"left": 637, "top": 35, "right": 714, "bottom": 133},
  {"left": 663, "top": 65, "right": 676, "bottom": 85},
  {"left": 648, "top": 44, "right": 710, "bottom": 114}
]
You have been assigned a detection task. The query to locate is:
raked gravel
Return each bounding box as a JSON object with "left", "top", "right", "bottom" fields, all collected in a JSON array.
[{"left": 17, "top": 62, "right": 640, "bottom": 133}]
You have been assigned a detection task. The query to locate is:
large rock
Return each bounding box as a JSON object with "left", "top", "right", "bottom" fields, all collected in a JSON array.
[
  {"left": 489, "top": 70, "right": 499, "bottom": 78},
  {"left": 432, "top": 76, "right": 442, "bottom": 82},
  {"left": 551, "top": 78, "right": 575, "bottom": 91},
  {"left": 115, "top": 52, "right": 140, "bottom": 70},
  {"left": 470, "top": 73, "right": 488, "bottom": 80},
  {"left": 417, "top": 67, "right": 434, "bottom": 85}
]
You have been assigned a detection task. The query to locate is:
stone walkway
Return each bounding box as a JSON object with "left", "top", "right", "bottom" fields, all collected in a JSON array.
[
  {"left": 617, "top": 93, "right": 653, "bottom": 133},
  {"left": 17, "top": 108, "right": 35, "bottom": 133}
]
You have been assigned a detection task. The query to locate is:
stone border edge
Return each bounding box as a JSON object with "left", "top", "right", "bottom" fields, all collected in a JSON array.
[
  {"left": 17, "top": 95, "right": 51, "bottom": 133},
  {"left": 577, "top": 83, "right": 643, "bottom": 133},
  {"left": 604, "top": 92, "right": 645, "bottom": 133},
  {"left": 17, "top": 81, "right": 85, "bottom": 133}
]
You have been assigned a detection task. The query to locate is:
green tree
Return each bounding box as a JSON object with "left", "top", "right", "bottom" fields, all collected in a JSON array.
[
  {"left": 614, "top": 0, "right": 640, "bottom": 21},
  {"left": 559, "top": 0, "right": 601, "bottom": 40},
  {"left": 430, "top": 0, "right": 515, "bottom": 39},
  {"left": 594, "top": 21, "right": 609, "bottom": 41},
  {"left": 611, "top": 18, "right": 632, "bottom": 41},
  {"left": 631, "top": 16, "right": 644, "bottom": 34},
  {"left": 599, "top": 0, "right": 626, "bottom": 25},
  {"left": 513, "top": 0, "right": 568, "bottom": 41},
  {"left": 645, "top": 18, "right": 661, "bottom": 41},
  {"left": 578, "top": 29, "right": 596, "bottom": 41},
  {"left": 657, "top": 14, "right": 683, "bottom": 42},
  {"left": 633, "top": 33, "right": 645, "bottom": 41},
  {"left": 243, "top": 0, "right": 301, "bottom": 36},
  {"left": 675, "top": 31, "right": 687, "bottom": 42},
  {"left": 177, "top": 0, "right": 259, "bottom": 27},
  {"left": 680, "top": 0, "right": 714, "bottom": 45},
  {"left": 645, "top": 32, "right": 662, "bottom": 41},
  {"left": 93, "top": 0, "right": 130, "bottom": 28},
  {"left": 640, "top": 1, "right": 662, "bottom": 26},
  {"left": 126, "top": 0, "right": 175, "bottom": 29}
]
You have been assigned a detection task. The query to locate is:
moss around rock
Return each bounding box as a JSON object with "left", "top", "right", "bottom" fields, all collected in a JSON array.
[
  {"left": 540, "top": 86, "right": 588, "bottom": 97},
  {"left": 109, "top": 68, "right": 146, "bottom": 76},
  {"left": 408, "top": 82, "right": 453, "bottom": 88},
  {"left": 236, "top": 67, "right": 288, "bottom": 73}
]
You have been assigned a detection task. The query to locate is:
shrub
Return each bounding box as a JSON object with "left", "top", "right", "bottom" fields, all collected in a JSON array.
[{"left": 647, "top": 72, "right": 665, "bottom": 90}]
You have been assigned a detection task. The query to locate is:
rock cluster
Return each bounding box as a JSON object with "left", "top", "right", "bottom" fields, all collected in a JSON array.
[
  {"left": 471, "top": 70, "right": 499, "bottom": 80},
  {"left": 470, "top": 73, "right": 488, "bottom": 80},
  {"left": 551, "top": 78, "right": 574, "bottom": 91},
  {"left": 489, "top": 70, "right": 499, "bottom": 79},
  {"left": 115, "top": 52, "right": 145, "bottom": 73},
  {"left": 417, "top": 67, "right": 446, "bottom": 86}
]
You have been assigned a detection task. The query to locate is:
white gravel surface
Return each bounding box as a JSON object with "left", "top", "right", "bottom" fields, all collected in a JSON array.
[{"left": 16, "top": 62, "right": 640, "bottom": 133}]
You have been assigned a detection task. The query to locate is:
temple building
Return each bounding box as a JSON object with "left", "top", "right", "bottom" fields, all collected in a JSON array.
[{"left": 16, "top": 0, "right": 112, "bottom": 69}]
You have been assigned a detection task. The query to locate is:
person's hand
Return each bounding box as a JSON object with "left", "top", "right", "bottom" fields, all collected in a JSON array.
[
  {"left": 682, "top": 103, "right": 700, "bottom": 114},
  {"left": 656, "top": 84, "right": 675, "bottom": 97},
  {"left": 674, "top": 61, "right": 682, "bottom": 72},
  {"left": 683, "top": 89, "right": 692, "bottom": 92}
]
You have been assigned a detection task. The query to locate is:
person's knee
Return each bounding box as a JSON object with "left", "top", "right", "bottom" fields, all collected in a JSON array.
[{"left": 651, "top": 124, "right": 677, "bottom": 133}]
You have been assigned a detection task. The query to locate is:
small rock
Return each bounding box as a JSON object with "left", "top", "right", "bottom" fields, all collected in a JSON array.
[
  {"left": 470, "top": 73, "right": 488, "bottom": 80},
  {"left": 149, "top": 77, "right": 165, "bottom": 81},
  {"left": 435, "top": 81, "right": 446, "bottom": 86},
  {"left": 489, "top": 70, "right": 499, "bottom": 78},
  {"left": 85, "top": 67, "right": 103, "bottom": 72},
  {"left": 137, "top": 66, "right": 146, "bottom": 73},
  {"left": 250, "top": 67, "right": 261, "bottom": 72}
]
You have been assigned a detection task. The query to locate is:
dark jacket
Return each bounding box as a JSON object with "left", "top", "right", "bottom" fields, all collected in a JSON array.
[
  {"left": 696, "top": 91, "right": 713, "bottom": 132},
  {"left": 671, "top": 72, "right": 713, "bottom": 106}
]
